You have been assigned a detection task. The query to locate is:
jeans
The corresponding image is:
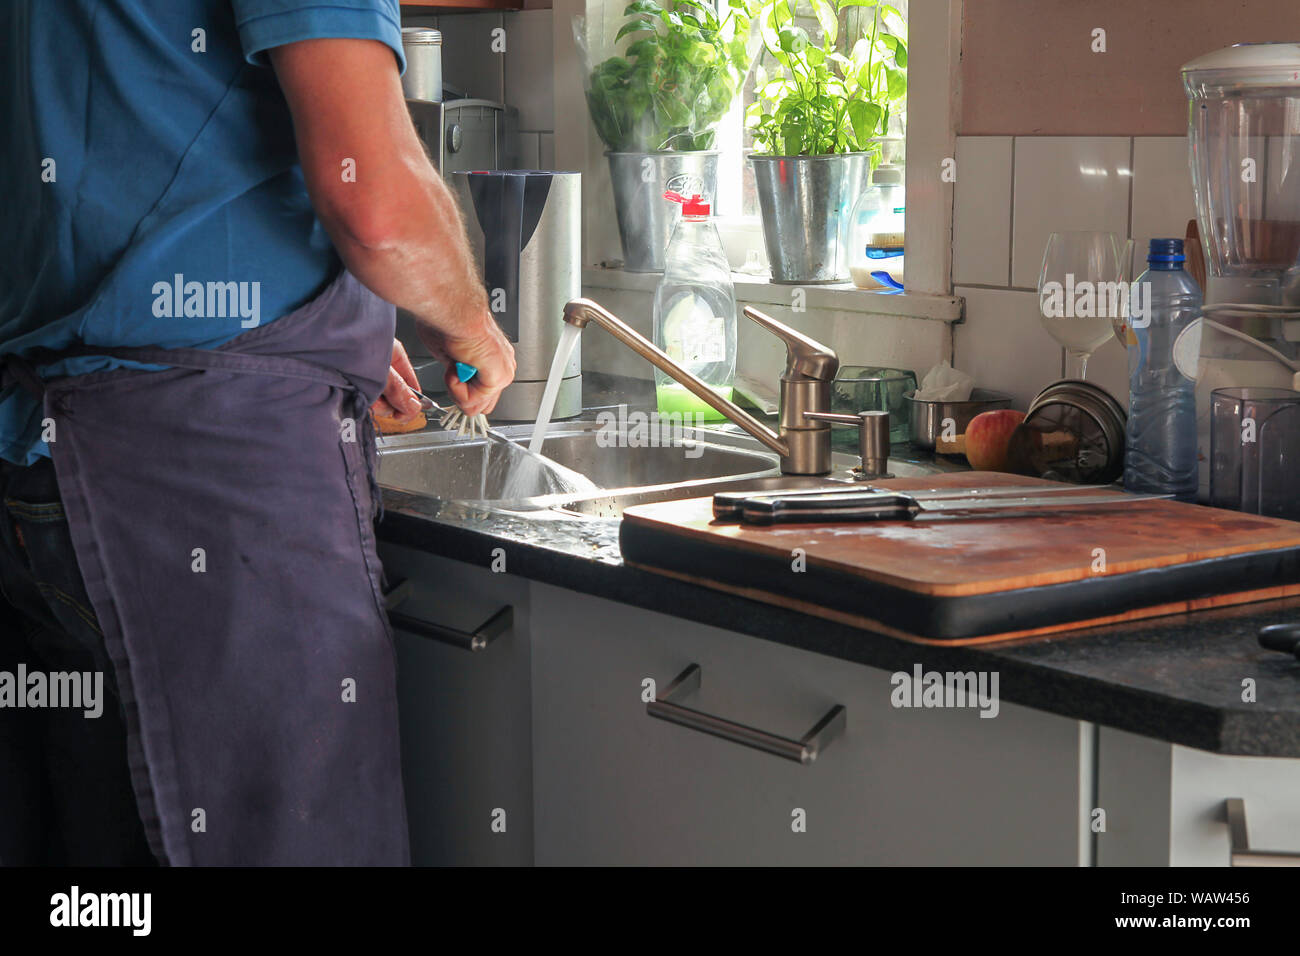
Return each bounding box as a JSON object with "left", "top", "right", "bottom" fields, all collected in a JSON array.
[{"left": 0, "top": 456, "right": 154, "bottom": 865}]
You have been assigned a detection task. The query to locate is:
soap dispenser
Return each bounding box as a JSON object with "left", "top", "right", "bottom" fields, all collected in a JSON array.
[{"left": 652, "top": 191, "right": 737, "bottom": 421}]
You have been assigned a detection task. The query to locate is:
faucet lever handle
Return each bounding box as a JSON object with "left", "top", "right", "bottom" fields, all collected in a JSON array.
[{"left": 741, "top": 306, "right": 839, "bottom": 381}]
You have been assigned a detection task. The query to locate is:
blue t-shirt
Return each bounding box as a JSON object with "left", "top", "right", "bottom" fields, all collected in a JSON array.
[{"left": 0, "top": 0, "right": 404, "bottom": 464}]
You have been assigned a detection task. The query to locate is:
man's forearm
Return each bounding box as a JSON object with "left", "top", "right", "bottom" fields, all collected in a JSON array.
[
  {"left": 318, "top": 156, "right": 490, "bottom": 337},
  {"left": 269, "top": 39, "right": 490, "bottom": 340}
]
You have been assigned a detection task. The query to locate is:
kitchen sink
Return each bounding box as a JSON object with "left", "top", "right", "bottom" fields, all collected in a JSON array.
[
  {"left": 378, "top": 420, "right": 777, "bottom": 501},
  {"left": 377, "top": 418, "right": 941, "bottom": 517}
]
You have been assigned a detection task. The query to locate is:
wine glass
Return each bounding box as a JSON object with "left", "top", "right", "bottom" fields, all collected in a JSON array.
[{"left": 1037, "top": 231, "right": 1133, "bottom": 380}]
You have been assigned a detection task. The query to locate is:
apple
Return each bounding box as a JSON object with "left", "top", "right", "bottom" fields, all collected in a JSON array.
[{"left": 964, "top": 409, "right": 1027, "bottom": 472}]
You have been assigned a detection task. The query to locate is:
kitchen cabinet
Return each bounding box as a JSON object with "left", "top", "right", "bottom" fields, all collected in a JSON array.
[
  {"left": 377, "top": 543, "right": 534, "bottom": 865},
  {"left": 376, "top": 541, "right": 1300, "bottom": 867},
  {"left": 528, "top": 583, "right": 1090, "bottom": 865},
  {"left": 1096, "top": 727, "right": 1300, "bottom": 866}
]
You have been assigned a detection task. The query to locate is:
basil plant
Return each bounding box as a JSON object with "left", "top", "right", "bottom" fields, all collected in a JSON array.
[
  {"left": 747, "top": 0, "right": 907, "bottom": 156},
  {"left": 582, "top": 0, "right": 760, "bottom": 152}
]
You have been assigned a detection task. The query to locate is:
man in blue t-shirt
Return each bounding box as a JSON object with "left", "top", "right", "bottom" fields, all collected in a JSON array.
[{"left": 0, "top": 1, "right": 515, "bottom": 865}]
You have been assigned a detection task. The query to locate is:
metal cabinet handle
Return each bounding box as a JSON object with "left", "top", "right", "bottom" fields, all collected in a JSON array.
[
  {"left": 1225, "top": 798, "right": 1300, "bottom": 866},
  {"left": 383, "top": 578, "right": 511, "bottom": 652},
  {"left": 646, "top": 664, "right": 845, "bottom": 765}
]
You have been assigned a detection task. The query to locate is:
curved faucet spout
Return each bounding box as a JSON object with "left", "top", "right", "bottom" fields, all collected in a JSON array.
[{"left": 562, "top": 298, "right": 790, "bottom": 458}]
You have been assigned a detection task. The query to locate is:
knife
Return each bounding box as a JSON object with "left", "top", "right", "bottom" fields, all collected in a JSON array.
[
  {"left": 712, "top": 483, "right": 1112, "bottom": 521},
  {"left": 737, "top": 489, "right": 1169, "bottom": 525}
]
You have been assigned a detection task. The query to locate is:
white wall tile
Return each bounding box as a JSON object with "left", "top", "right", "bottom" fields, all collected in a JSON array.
[
  {"left": 1011, "top": 137, "right": 1132, "bottom": 288},
  {"left": 438, "top": 13, "right": 505, "bottom": 103},
  {"left": 538, "top": 132, "right": 555, "bottom": 170},
  {"left": 504, "top": 10, "right": 555, "bottom": 132},
  {"left": 952, "top": 136, "right": 1012, "bottom": 286},
  {"left": 953, "top": 286, "right": 1063, "bottom": 410},
  {"left": 1130, "top": 136, "right": 1196, "bottom": 278}
]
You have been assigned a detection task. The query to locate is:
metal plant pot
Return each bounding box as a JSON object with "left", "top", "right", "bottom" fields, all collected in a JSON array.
[
  {"left": 607, "top": 151, "right": 719, "bottom": 272},
  {"left": 750, "top": 153, "right": 871, "bottom": 284}
]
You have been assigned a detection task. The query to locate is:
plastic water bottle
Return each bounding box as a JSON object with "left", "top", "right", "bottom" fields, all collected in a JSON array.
[
  {"left": 1123, "top": 238, "right": 1200, "bottom": 500},
  {"left": 652, "top": 192, "right": 737, "bottom": 422}
]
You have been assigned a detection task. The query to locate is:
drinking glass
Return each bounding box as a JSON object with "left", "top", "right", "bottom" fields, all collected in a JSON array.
[
  {"left": 1210, "top": 387, "right": 1300, "bottom": 520},
  {"left": 1037, "top": 231, "right": 1132, "bottom": 380},
  {"left": 831, "top": 367, "right": 918, "bottom": 445}
]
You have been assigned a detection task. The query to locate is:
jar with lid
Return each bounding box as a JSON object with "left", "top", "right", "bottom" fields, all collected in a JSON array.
[{"left": 846, "top": 164, "right": 905, "bottom": 291}]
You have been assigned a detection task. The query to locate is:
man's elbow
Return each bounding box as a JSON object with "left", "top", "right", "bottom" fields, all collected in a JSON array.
[
  {"left": 311, "top": 182, "right": 413, "bottom": 253},
  {"left": 310, "top": 156, "right": 443, "bottom": 253}
]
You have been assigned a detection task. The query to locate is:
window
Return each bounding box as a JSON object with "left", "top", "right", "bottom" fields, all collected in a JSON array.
[
  {"left": 559, "top": 0, "right": 957, "bottom": 304},
  {"left": 714, "top": 0, "right": 909, "bottom": 224}
]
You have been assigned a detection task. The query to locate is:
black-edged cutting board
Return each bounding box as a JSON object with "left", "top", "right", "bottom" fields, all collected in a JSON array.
[{"left": 619, "top": 472, "right": 1300, "bottom": 644}]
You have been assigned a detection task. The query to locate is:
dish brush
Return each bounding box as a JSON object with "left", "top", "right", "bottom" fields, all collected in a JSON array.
[{"left": 411, "top": 361, "right": 491, "bottom": 439}]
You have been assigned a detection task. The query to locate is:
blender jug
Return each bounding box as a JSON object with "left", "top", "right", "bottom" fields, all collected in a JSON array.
[{"left": 1182, "top": 43, "right": 1300, "bottom": 499}]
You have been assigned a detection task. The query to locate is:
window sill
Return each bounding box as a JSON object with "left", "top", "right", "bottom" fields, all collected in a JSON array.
[{"left": 581, "top": 266, "right": 963, "bottom": 323}]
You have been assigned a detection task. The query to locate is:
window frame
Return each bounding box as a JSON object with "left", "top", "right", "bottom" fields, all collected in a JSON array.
[{"left": 552, "top": 0, "right": 960, "bottom": 309}]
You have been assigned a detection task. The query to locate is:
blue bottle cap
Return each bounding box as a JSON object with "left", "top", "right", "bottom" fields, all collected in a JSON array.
[{"left": 1147, "top": 238, "right": 1185, "bottom": 262}]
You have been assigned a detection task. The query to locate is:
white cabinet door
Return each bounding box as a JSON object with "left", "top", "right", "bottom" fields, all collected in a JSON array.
[
  {"left": 378, "top": 544, "right": 533, "bottom": 866},
  {"left": 531, "top": 583, "right": 1087, "bottom": 865},
  {"left": 1098, "top": 727, "right": 1300, "bottom": 866}
]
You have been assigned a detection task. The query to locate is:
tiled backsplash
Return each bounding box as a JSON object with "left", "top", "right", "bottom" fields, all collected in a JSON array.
[
  {"left": 402, "top": 9, "right": 555, "bottom": 166},
  {"left": 953, "top": 135, "right": 1202, "bottom": 409}
]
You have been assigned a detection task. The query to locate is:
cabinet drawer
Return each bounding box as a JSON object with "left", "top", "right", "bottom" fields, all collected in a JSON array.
[
  {"left": 1098, "top": 727, "right": 1300, "bottom": 866},
  {"left": 531, "top": 583, "right": 1086, "bottom": 865},
  {"left": 378, "top": 544, "right": 533, "bottom": 866}
]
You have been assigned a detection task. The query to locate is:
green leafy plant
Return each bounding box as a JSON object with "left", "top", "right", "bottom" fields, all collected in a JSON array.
[
  {"left": 746, "top": 0, "right": 906, "bottom": 156},
  {"left": 583, "top": 0, "right": 759, "bottom": 152}
]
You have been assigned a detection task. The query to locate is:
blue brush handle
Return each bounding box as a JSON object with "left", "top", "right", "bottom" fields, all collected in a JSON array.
[{"left": 455, "top": 361, "right": 478, "bottom": 383}]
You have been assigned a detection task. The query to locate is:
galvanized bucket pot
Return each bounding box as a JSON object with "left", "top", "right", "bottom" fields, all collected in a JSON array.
[
  {"left": 607, "top": 151, "right": 719, "bottom": 272},
  {"left": 750, "top": 153, "right": 870, "bottom": 284}
]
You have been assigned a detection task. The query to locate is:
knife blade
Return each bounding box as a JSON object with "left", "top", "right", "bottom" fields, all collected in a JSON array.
[
  {"left": 739, "top": 490, "right": 1169, "bottom": 525},
  {"left": 712, "top": 483, "right": 1110, "bottom": 521}
]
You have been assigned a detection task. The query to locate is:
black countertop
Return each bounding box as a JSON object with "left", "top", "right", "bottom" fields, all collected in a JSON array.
[{"left": 378, "top": 376, "right": 1300, "bottom": 758}]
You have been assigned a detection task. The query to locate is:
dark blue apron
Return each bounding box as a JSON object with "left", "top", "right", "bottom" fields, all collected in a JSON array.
[{"left": 2, "top": 271, "right": 409, "bottom": 865}]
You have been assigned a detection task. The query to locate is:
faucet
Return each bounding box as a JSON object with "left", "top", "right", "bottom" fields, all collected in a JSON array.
[{"left": 562, "top": 297, "right": 840, "bottom": 475}]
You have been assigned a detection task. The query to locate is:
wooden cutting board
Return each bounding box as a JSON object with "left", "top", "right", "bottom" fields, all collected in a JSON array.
[{"left": 619, "top": 472, "right": 1300, "bottom": 644}]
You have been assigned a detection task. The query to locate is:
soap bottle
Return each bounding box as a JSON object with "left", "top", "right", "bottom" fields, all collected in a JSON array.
[
  {"left": 847, "top": 164, "right": 906, "bottom": 291},
  {"left": 652, "top": 192, "right": 737, "bottom": 421}
]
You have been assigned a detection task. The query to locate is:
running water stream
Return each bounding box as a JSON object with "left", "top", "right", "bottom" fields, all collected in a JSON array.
[
  {"left": 466, "top": 323, "right": 591, "bottom": 501},
  {"left": 529, "top": 323, "right": 583, "bottom": 456}
]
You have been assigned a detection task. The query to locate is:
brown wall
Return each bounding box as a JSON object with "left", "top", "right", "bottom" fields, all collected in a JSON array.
[{"left": 960, "top": 0, "right": 1300, "bottom": 135}]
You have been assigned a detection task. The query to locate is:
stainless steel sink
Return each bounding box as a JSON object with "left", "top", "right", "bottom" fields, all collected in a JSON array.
[
  {"left": 378, "top": 418, "right": 941, "bottom": 518},
  {"left": 378, "top": 420, "right": 778, "bottom": 502}
]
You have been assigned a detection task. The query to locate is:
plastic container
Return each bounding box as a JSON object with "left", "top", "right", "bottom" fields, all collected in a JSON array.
[
  {"left": 652, "top": 192, "right": 737, "bottom": 421},
  {"left": 847, "top": 165, "right": 905, "bottom": 291},
  {"left": 1123, "top": 239, "right": 1201, "bottom": 500},
  {"left": 1183, "top": 43, "right": 1300, "bottom": 303}
]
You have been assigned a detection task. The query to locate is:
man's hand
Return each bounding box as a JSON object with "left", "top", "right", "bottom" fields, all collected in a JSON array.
[
  {"left": 421, "top": 313, "right": 515, "bottom": 417},
  {"left": 370, "top": 339, "right": 423, "bottom": 423},
  {"left": 267, "top": 38, "right": 516, "bottom": 414}
]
